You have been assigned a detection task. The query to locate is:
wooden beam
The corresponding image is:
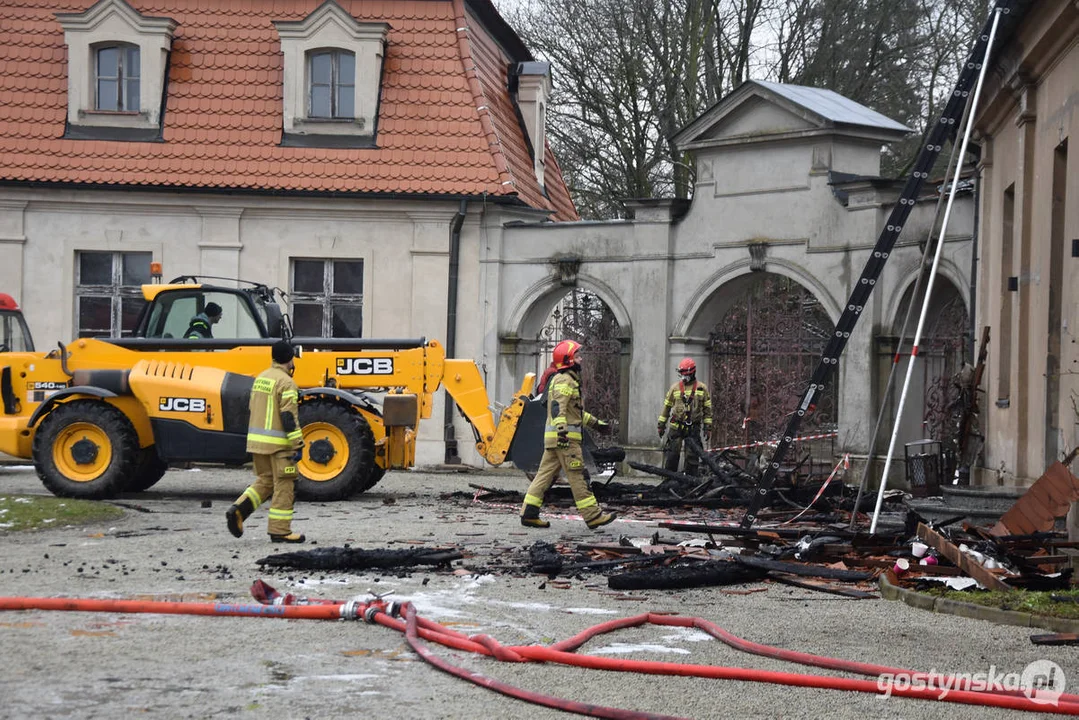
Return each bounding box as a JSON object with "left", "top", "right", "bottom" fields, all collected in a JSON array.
[
  {"left": 915, "top": 523, "right": 1010, "bottom": 591},
  {"left": 769, "top": 574, "right": 876, "bottom": 599}
]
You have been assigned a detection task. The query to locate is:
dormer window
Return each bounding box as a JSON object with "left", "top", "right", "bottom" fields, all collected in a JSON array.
[
  {"left": 95, "top": 44, "right": 140, "bottom": 112},
  {"left": 308, "top": 49, "right": 354, "bottom": 119},
  {"left": 56, "top": 0, "right": 175, "bottom": 141},
  {"left": 275, "top": 0, "right": 390, "bottom": 148}
]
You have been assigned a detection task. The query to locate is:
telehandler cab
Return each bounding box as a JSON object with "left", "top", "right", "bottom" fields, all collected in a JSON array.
[{"left": 0, "top": 275, "right": 537, "bottom": 501}]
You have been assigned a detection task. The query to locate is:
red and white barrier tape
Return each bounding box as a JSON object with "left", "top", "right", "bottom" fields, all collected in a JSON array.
[
  {"left": 781, "top": 453, "right": 850, "bottom": 525},
  {"left": 711, "top": 431, "right": 838, "bottom": 453}
]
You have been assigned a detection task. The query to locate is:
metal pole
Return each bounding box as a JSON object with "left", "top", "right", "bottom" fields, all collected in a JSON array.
[
  {"left": 870, "top": 7, "right": 1003, "bottom": 534},
  {"left": 848, "top": 99, "right": 971, "bottom": 530}
]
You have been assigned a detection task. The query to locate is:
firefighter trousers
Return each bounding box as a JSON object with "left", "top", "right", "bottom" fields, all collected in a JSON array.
[
  {"left": 521, "top": 444, "right": 603, "bottom": 524},
  {"left": 663, "top": 432, "right": 701, "bottom": 477},
  {"left": 234, "top": 449, "right": 298, "bottom": 536}
]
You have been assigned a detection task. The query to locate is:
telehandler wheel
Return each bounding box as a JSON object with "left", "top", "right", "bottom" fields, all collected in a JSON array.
[
  {"left": 359, "top": 465, "right": 387, "bottom": 494},
  {"left": 124, "top": 447, "right": 169, "bottom": 493},
  {"left": 32, "top": 400, "right": 139, "bottom": 499},
  {"left": 297, "top": 400, "right": 376, "bottom": 501}
]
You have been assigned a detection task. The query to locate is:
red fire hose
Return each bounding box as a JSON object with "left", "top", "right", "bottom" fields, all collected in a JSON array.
[{"left": 1, "top": 589, "right": 1076, "bottom": 718}]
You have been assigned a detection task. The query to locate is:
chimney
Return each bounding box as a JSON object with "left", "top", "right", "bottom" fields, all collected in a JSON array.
[{"left": 511, "top": 61, "right": 552, "bottom": 187}]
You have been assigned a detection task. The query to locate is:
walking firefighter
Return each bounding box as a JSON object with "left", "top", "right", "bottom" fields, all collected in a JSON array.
[
  {"left": 520, "top": 339, "right": 617, "bottom": 530},
  {"left": 226, "top": 340, "right": 307, "bottom": 544}
]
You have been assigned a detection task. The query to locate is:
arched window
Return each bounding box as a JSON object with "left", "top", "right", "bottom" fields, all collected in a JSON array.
[
  {"left": 307, "top": 49, "right": 354, "bottom": 119},
  {"left": 95, "top": 44, "right": 140, "bottom": 112}
]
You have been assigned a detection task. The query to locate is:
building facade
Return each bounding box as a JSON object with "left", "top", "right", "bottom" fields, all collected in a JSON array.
[{"left": 973, "top": 0, "right": 1079, "bottom": 485}]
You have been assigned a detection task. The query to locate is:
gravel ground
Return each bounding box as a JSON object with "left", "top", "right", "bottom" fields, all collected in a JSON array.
[{"left": 0, "top": 464, "right": 1070, "bottom": 720}]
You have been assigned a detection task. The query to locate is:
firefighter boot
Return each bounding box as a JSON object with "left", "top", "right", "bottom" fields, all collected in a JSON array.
[
  {"left": 520, "top": 504, "right": 550, "bottom": 529},
  {"left": 225, "top": 497, "right": 255, "bottom": 538},
  {"left": 586, "top": 511, "right": 617, "bottom": 530},
  {"left": 270, "top": 532, "right": 307, "bottom": 544}
]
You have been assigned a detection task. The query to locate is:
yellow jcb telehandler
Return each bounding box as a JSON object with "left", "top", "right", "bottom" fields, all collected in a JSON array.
[{"left": 0, "top": 275, "right": 537, "bottom": 500}]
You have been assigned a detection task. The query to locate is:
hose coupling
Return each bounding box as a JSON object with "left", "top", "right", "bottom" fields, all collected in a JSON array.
[
  {"left": 339, "top": 599, "right": 364, "bottom": 621},
  {"left": 363, "top": 605, "right": 382, "bottom": 624},
  {"left": 384, "top": 600, "right": 402, "bottom": 617}
]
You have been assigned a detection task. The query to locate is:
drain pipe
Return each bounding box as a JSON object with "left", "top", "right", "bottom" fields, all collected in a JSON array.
[{"left": 444, "top": 199, "right": 468, "bottom": 464}]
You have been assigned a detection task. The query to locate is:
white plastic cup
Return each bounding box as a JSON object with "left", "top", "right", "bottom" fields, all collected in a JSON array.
[
  {"left": 912, "top": 541, "right": 929, "bottom": 558},
  {"left": 893, "top": 558, "right": 910, "bottom": 575}
]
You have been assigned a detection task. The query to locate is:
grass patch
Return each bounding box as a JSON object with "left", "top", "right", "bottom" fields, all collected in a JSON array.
[
  {"left": 0, "top": 494, "right": 124, "bottom": 532},
  {"left": 922, "top": 586, "right": 1079, "bottom": 620}
]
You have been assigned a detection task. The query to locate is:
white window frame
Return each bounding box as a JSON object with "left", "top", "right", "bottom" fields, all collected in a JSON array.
[
  {"left": 307, "top": 49, "right": 355, "bottom": 120},
  {"left": 74, "top": 250, "right": 153, "bottom": 339},
  {"left": 57, "top": 0, "right": 176, "bottom": 131},
  {"left": 275, "top": 2, "right": 388, "bottom": 139},
  {"left": 289, "top": 259, "right": 364, "bottom": 338},
  {"left": 94, "top": 43, "right": 141, "bottom": 112}
]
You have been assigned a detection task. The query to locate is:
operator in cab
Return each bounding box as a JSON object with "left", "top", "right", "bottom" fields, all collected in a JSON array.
[{"left": 185, "top": 302, "right": 222, "bottom": 339}]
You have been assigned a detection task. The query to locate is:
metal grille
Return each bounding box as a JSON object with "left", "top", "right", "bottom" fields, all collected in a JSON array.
[
  {"left": 708, "top": 274, "right": 836, "bottom": 450},
  {"left": 538, "top": 289, "right": 623, "bottom": 445}
]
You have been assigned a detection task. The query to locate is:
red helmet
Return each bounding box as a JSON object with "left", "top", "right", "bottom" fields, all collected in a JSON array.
[
  {"left": 677, "top": 358, "right": 696, "bottom": 377},
  {"left": 552, "top": 339, "right": 583, "bottom": 370}
]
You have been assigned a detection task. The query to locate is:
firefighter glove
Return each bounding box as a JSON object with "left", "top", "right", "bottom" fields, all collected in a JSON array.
[
  {"left": 292, "top": 445, "right": 304, "bottom": 463},
  {"left": 595, "top": 419, "right": 611, "bottom": 434},
  {"left": 657, "top": 423, "right": 666, "bottom": 438},
  {"left": 556, "top": 430, "right": 570, "bottom": 449}
]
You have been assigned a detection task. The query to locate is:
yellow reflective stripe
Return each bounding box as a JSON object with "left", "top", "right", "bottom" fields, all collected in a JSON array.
[
  {"left": 583, "top": 412, "right": 595, "bottom": 425},
  {"left": 524, "top": 494, "right": 544, "bottom": 507},
  {"left": 549, "top": 416, "right": 568, "bottom": 425},
  {"left": 242, "top": 487, "right": 262, "bottom": 507},
  {"left": 281, "top": 390, "right": 298, "bottom": 399},
  {"left": 246, "top": 432, "right": 290, "bottom": 446},
  {"left": 550, "top": 383, "right": 579, "bottom": 396},
  {"left": 286, "top": 429, "right": 303, "bottom": 441},
  {"left": 268, "top": 508, "right": 294, "bottom": 520},
  {"left": 575, "top": 495, "right": 597, "bottom": 509}
]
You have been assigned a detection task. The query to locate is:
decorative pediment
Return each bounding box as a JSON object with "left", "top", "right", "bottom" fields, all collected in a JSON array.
[
  {"left": 274, "top": 0, "right": 389, "bottom": 44},
  {"left": 673, "top": 80, "right": 911, "bottom": 152},
  {"left": 56, "top": 0, "right": 176, "bottom": 36}
]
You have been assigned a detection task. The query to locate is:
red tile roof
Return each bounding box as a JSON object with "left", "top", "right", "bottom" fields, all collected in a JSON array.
[{"left": 0, "top": 0, "right": 578, "bottom": 220}]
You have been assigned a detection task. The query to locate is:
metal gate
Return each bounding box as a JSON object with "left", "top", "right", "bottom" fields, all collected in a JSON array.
[
  {"left": 708, "top": 275, "right": 836, "bottom": 451},
  {"left": 538, "top": 289, "right": 624, "bottom": 444}
]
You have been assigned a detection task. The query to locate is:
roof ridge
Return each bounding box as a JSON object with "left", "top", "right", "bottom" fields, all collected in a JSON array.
[{"left": 452, "top": 0, "right": 515, "bottom": 197}]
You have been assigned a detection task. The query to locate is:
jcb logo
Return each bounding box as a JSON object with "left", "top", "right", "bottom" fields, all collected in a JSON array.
[
  {"left": 336, "top": 357, "right": 394, "bottom": 376},
  {"left": 159, "top": 397, "right": 206, "bottom": 413}
]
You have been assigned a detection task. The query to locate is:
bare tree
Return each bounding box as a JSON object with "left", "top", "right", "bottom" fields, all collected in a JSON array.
[{"left": 497, "top": 0, "right": 989, "bottom": 218}]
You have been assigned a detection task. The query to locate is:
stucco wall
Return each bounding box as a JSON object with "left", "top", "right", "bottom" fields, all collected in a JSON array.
[
  {"left": 0, "top": 187, "right": 496, "bottom": 468},
  {"left": 974, "top": 4, "right": 1079, "bottom": 485}
]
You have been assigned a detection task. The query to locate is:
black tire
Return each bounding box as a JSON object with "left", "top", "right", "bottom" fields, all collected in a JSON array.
[
  {"left": 32, "top": 400, "right": 139, "bottom": 499},
  {"left": 358, "top": 464, "right": 387, "bottom": 494},
  {"left": 296, "top": 400, "right": 376, "bottom": 501},
  {"left": 124, "top": 447, "right": 169, "bottom": 493}
]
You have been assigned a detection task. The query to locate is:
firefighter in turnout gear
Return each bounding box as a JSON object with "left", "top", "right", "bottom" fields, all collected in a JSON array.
[
  {"left": 657, "top": 358, "right": 713, "bottom": 477},
  {"left": 520, "top": 340, "right": 617, "bottom": 530},
  {"left": 226, "top": 340, "right": 307, "bottom": 543}
]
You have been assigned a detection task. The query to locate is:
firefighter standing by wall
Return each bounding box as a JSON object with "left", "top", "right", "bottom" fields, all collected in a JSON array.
[
  {"left": 226, "top": 340, "right": 307, "bottom": 543},
  {"left": 657, "top": 358, "right": 713, "bottom": 477},
  {"left": 520, "top": 339, "right": 617, "bottom": 530}
]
